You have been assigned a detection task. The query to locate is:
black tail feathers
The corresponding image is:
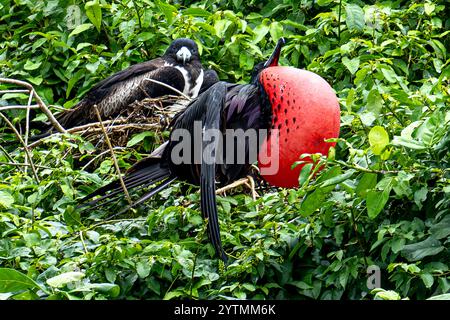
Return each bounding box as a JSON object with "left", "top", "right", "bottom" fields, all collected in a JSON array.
[{"left": 78, "top": 157, "right": 173, "bottom": 213}]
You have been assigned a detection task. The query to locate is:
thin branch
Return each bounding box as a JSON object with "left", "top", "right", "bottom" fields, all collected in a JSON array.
[
  {"left": 0, "top": 161, "right": 52, "bottom": 169},
  {"left": 86, "top": 218, "right": 146, "bottom": 231},
  {"left": 0, "top": 78, "right": 66, "bottom": 133},
  {"left": 94, "top": 105, "right": 132, "bottom": 204},
  {"left": 0, "top": 89, "right": 30, "bottom": 94},
  {"left": 0, "top": 105, "right": 40, "bottom": 111},
  {"left": 246, "top": 175, "right": 258, "bottom": 201},
  {"left": 27, "top": 122, "right": 159, "bottom": 148},
  {"left": 338, "top": 0, "right": 342, "bottom": 40},
  {"left": 79, "top": 231, "right": 89, "bottom": 255},
  {"left": 216, "top": 177, "right": 251, "bottom": 195},
  {"left": 333, "top": 159, "right": 410, "bottom": 174},
  {"left": 143, "top": 78, "right": 192, "bottom": 101},
  {"left": 380, "top": 94, "right": 405, "bottom": 126},
  {"left": 131, "top": 0, "right": 150, "bottom": 58},
  {"left": 0, "top": 112, "right": 40, "bottom": 182},
  {"left": 81, "top": 147, "right": 127, "bottom": 171},
  {"left": 0, "top": 144, "right": 17, "bottom": 164},
  {"left": 24, "top": 90, "right": 33, "bottom": 165}
]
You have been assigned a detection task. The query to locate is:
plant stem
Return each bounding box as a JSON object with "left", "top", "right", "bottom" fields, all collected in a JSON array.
[
  {"left": 94, "top": 105, "right": 132, "bottom": 204},
  {"left": 338, "top": 0, "right": 342, "bottom": 41},
  {"left": 0, "top": 112, "right": 40, "bottom": 182}
]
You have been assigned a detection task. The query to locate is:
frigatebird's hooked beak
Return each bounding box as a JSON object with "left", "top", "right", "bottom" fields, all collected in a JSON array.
[
  {"left": 250, "top": 38, "right": 286, "bottom": 84},
  {"left": 264, "top": 37, "right": 285, "bottom": 68},
  {"left": 176, "top": 46, "right": 192, "bottom": 65}
]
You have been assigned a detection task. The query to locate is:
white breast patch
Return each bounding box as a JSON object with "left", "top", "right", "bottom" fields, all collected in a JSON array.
[{"left": 189, "top": 69, "right": 204, "bottom": 98}]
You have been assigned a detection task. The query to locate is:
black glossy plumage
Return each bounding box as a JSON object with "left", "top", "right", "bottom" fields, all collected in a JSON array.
[
  {"left": 199, "top": 69, "right": 219, "bottom": 95},
  {"left": 79, "top": 39, "right": 285, "bottom": 262}
]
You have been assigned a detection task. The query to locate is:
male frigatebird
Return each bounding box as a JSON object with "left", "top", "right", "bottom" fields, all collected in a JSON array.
[
  {"left": 38, "top": 38, "right": 218, "bottom": 132},
  {"left": 80, "top": 37, "right": 341, "bottom": 262},
  {"left": 79, "top": 39, "right": 286, "bottom": 262}
]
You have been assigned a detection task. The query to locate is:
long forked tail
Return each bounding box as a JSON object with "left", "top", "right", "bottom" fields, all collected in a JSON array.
[{"left": 78, "top": 157, "right": 175, "bottom": 213}]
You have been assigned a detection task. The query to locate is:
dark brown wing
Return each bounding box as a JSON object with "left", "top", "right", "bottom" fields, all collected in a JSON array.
[
  {"left": 86, "top": 58, "right": 166, "bottom": 102},
  {"left": 56, "top": 65, "right": 186, "bottom": 128}
]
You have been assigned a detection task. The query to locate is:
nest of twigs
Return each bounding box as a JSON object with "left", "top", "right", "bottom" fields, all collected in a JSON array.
[
  {"left": 25, "top": 95, "right": 190, "bottom": 152},
  {"left": 77, "top": 95, "right": 189, "bottom": 149}
]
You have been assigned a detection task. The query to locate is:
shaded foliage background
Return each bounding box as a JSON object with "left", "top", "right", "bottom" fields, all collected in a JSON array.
[{"left": 0, "top": 0, "right": 449, "bottom": 300}]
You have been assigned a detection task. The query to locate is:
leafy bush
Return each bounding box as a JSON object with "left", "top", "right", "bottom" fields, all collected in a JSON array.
[{"left": 0, "top": 0, "right": 449, "bottom": 300}]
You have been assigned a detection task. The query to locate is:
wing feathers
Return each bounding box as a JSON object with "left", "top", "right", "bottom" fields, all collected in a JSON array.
[{"left": 200, "top": 82, "right": 228, "bottom": 261}]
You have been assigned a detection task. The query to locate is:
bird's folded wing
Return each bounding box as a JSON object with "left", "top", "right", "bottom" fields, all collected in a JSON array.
[
  {"left": 89, "top": 58, "right": 165, "bottom": 95},
  {"left": 199, "top": 82, "right": 228, "bottom": 261}
]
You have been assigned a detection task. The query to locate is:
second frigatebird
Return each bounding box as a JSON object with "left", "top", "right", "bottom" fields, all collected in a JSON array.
[{"left": 36, "top": 38, "right": 218, "bottom": 133}]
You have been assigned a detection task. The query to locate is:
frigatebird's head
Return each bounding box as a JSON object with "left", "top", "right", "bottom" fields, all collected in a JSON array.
[
  {"left": 165, "top": 38, "right": 200, "bottom": 65},
  {"left": 250, "top": 38, "right": 286, "bottom": 84}
]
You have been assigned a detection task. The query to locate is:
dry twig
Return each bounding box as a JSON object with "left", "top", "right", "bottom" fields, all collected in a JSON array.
[
  {"left": 143, "top": 78, "right": 192, "bottom": 101},
  {"left": 0, "top": 78, "right": 66, "bottom": 133},
  {"left": 94, "top": 105, "right": 132, "bottom": 204},
  {"left": 0, "top": 112, "right": 39, "bottom": 182}
]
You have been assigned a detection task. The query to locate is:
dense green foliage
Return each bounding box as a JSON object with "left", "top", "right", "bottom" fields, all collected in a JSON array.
[{"left": 0, "top": 0, "right": 449, "bottom": 300}]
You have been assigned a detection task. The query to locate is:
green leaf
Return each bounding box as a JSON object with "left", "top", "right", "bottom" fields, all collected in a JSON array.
[
  {"left": 429, "top": 216, "right": 450, "bottom": 240},
  {"left": 356, "top": 173, "right": 377, "bottom": 197},
  {"left": 156, "top": 0, "right": 177, "bottom": 25},
  {"left": 300, "top": 189, "right": 327, "bottom": 216},
  {"left": 373, "top": 289, "right": 401, "bottom": 300},
  {"left": 46, "top": 272, "right": 85, "bottom": 288},
  {"left": 401, "top": 237, "right": 444, "bottom": 262},
  {"left": 252, "top": 22, "right": 270, "bottom": 44},
  {"left": 214, "top": 19, "right": 232, "bottom": 38},
  {"left": 368, "top": 126, "right": 389, "bottom": 155},
  {"left": 320, "top": 169, "right": 356, "bottom": 188},
  {"left": 269, "top": 21, "right": 283, "bottom": 42},
  {"left": 359, "top": 112, "right": 376, "bottom": 126},
  {"left": 163, "top": 290, "right": 184, "bottom": 300},
  {"left": 182, "top": 8, "right": 211, "bottom": 17},
  {"left": 127, "top": 131, "right": 154, "bottom": 147},
  {"left": 428, "top": 294, "right": 450, "bottom": 300},
  {"left": 317, "top": 0, "right": 334, "bottom": 5},
  {"left": 366, "top": 189, "right": 389, "bottom": 219},
  {"left": 392, "top": 136, "right": 426, "bottom": 150},
  {"left": 366, "top": 89, "right": 383, "bottom": 116},
  {"left": 424, "top": 2, "right": 435, "bottom": 15},
  {"left": 366, "top": 177, "right": 394, "bottom": 219},
  {"left": 0, "top": 191, "right": 14, "bottom": 209},
  {"left": 68, "top": 23, "right": 94, "bottom": 38},
  {"left": 0, "top": 268, "right": 41, "bottom": 293},
  {"left": 345, "top": 3, "right": 365, "bottom": 31},
  {"left": 413, "top": 187, "right": 427, "bottom": 209},
  {"left": 63, "top": 205, "right": 82, "bottom": 226},
  {"left": 85, "top": 0, "right": 102, "bottom": 32},
  {"left": 24, "top": 60, "right": 42, "bottom": 71},
  {"left": 31, "top": 37, "right": 47, "bottom": 52},
  {"left": 391, "top": 238, "right": 405, "bottom": 253},
  {"left": 379, "top": 65, "right": 397, "bottom": 83},
  {"left": 298, "top": 163, "right": 313, "bottom": 186},
  {"left": 242, "top": 283, "right": 256, "bottom": 292},
  {"left": 71, "top": 283, "right": 120, "bottom": 298},
  {"left": 420, "top": 273, "right": 434, "bottom": 288},
  {"left": 66, "top": 69, "right": 85, "bottom": 98},
  {"left": 342, "top": 56, "right": 360, "bottom": 75},
  {"left": 289, "top": 281, "right": 313, "bottom": 290}
]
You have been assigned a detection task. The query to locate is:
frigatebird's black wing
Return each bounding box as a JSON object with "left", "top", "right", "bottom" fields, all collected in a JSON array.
[
  {"left": 165, "top": 82, "right": 228, "bottom": 261},
  {"left": 199, "top": 82, "right": 228, "bottom": 262},
  {"left": 53, "top": 65, "right": 186, "bottom": 129},
  {"left": 86, "top": 58, "right": 166, "bottom": 101}
]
